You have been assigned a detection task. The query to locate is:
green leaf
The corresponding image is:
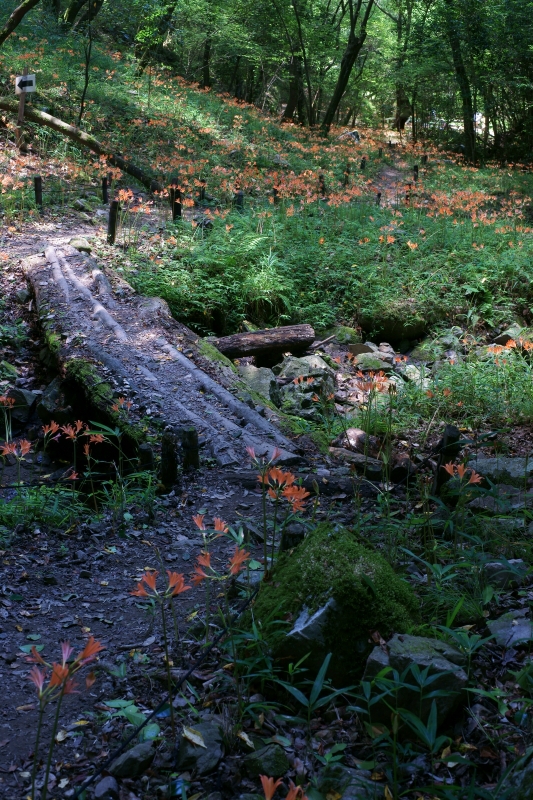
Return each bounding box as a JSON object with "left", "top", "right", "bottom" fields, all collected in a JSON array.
[
  {"left": 103, "top": 698, "right": 133, "bottom": 708},
  {"left": 310, "top": 652, "right": 332, "bottom": 707},
  {"left": 26, "top": 634, "right": 41, "bottom": 641},
  {"left": 20, "top": 644, "right": 44, "bottom": 653},
  {"left": 139, "top": 723, "right": 160, "bottom": 741}
]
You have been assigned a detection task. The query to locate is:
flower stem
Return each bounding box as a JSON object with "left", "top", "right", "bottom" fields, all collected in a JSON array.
[
  {"left": 31, "top": 702, "right": 45, "bottom": 800},
  {"left": 42, "top": 691, "right": 64, "bottom": 800}
]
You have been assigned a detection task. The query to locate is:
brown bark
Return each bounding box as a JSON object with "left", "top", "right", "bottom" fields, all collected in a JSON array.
[
  {"left": 213, "top": 324, "right": 315, "bottom": 360},
  {"left": 445, "top": 0, "right": 476, "bottom": 162},
  {"left": 0, "top": 99, "right": 162, "bottom": 192},
  {"left": 0, "top": 0, "right": 41, "bottom": 47}
]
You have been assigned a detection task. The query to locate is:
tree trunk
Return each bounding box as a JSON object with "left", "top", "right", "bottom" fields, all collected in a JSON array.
[
  {"left": 62, "top": 0, "right": 88, "bottom": 26},
  {"left": 213, "top": 324, "right": 315, "bottom": 360},
  {"left": 445, "top": 1, "right": 476, "bottom": 162},
  {"left": 0, "top": 99, "right": 163, "bottom": 192},
  {"left": 135, "top": 0, "right": 178, "bottom": 75},
  {"left": 321, "top": 0, "right": 375, "bottom": 134},
  {"left": 74, "top": 0, "right": 104, "bottom": 28},
  {"left": 282, "top": 56, "right": 301, "bottom": 121},
  {"left": 394, "top": 85, "right": 411, "bottom": 131},
  {"left": 202, "top": 38, "right": 212, "bottom": 88},
  {"left": 0, "top": 0, "right": 41, "bottom": 47}
]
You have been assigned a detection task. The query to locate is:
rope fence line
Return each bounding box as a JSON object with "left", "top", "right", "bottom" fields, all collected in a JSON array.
[{"left": 70, "top": 586, "right": 259, "bottom": 799}]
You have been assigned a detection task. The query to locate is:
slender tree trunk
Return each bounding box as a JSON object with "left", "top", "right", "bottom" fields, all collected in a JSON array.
[
  {"left": 445, "top": 0, "right": 476, "bottom": 162},
  {"left": 74, "top": 0, "right": 104, "bottom": 28},
  {"left": 321, "top": 0, "right": 375, "bottom": 133},
  {"left": 62, "top": 0, "right": 88, "bottom": 26},
  {"left": 0, "top": 0, "right": 41, "bottom": 47},
  {"left": 202, "top": 38, "right": 212, "bottom": 88},
  {"left": 228, "top": 55, "right": 240, "bottom": 94},
  {"left": 135, "top": 0, "right": 179, "bottom": 75}
]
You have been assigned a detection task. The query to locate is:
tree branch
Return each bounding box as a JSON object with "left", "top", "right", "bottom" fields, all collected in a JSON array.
[{"left": 0, "top": 0, "right": 41, "bottom": 48}]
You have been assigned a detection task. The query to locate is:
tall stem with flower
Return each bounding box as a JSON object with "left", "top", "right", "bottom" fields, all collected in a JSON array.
[
  {"left": 27, "top": 637, "right": 104, "bottom": 800},
  {"left": 131, "top": 569, "right": 191, "bottom": 736},
  {"left": 441, "top": 462, "right": 483, "bottom": 554},
  {"left": 0, "top": 395, "right": 15, "bottom": 443}
]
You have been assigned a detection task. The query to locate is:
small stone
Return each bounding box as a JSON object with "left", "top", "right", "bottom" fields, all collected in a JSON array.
[
  {"left": 16, "top": 288, "right": 31, "bottom": 303},
  {"left": 6, "top": 387, "right": 38, "bottom": 425},
  {"left": 243, "top": 743, "right": 289, "bottom": 778},
  {"left": 79, "top": 569, "right": 91, "bottom": 579},
  {"left": 238, "top": 365, "right": 280, "bottom": 406},
  {"left": 484, "top": 559, "right": 528, "bottom": 589},
  {"left": 94, "top": 775, "right": 119, "bottom": 799},
  {"left": 487, "top": 609, "right": 533, "bottom": 648},
  {"left": 348, "top": 343, "right": 375, "bottom": 356},
  {"left": 176, "top": 721, "right": 224, "bottom": 775},
  {"left": 69, "top": 236, "right": 92, "bottom": 253},
  {"left": 108, "top": 741, "right": 154, "bottom": 779},
  {"left": 73, "top": 199, "right": 88, "bottom": 211},
  {"left": 43, "top": 574, "right": 58, "bottom": 586}
]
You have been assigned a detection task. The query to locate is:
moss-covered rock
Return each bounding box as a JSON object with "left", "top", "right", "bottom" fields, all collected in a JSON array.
[
  {"left": 253, "top": 524, "right": 417, "bottom": 683},
  {"left": 334, "top": 325, "right": 362, "bottom": 345},
  {"left": 198, "top": 339, "right": 237, "bottom": 372}
]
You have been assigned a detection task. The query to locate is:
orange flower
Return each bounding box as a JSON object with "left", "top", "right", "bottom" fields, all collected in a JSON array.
[
  {"left": 283, "top": 484, "right": 310, "bottom": 511},
  {"left": 191, "top": 566, "right": 209, "bottom": 586},
  {"left": 89, "top": 434, "right": 104, "bottom": 444},
  {"left": 0, "top": 441, "right": 16, "bottom": 457},
  {"left": 83, "top": 443, "right": 90, "bottom": 457},
  {"left": 442, "top": 388, "right": 452, "bottom": 397},
  {"left": 49, "top": 663, "right": 69, "bottom": 687},
  {"left": 407, "top": 240, "right": 418, "bottom": 250},
  {"left": 29, "top": 666, "right": 46, "bottom": 696},
  {"left": 468, "top": 470, "right": 483, "bottom": 485},
  {"left": 260, "top": 776, "right": 283, "bottom": 800},
  {"left": 213, "top": 517, "right": 228, "bottom": 532},
  {"left": 77, "top": 636, "right": 105, "bottom": 664},
  {"left": 197, "top": 551, "right": 211, "bottom": 568},
  {"left": 0, "top": 396, "right": 15, "bottom": 407},
  {"left": 42, "top": 421, "right": 60, "bottom": 436},
  {"left": 228, "top": 546, "right": 250, "bottom": 575},
  {"left": 85, "top": 671, "right": 96, "bottom": 690},
  {"left": 426, "top": 390, "right": 434, "bottom": 398},
  {"left": 192, "top": 514, "right": 206, "bottom": 530},
  {"left": 442, "top": 462, "right": 455, "bottom": 476},
  {"left": 61, "top": 424, "right": 76, "bottom": 440},
  {"left": 166, "top": 571, "right": 191, "bottom": 595},
  {"left": 131, "top": 581, "right": 149, "bottom": 597},
  {"left": 505, "top": 339, "right": 517, "bottom": 349},
  {"left": 286, "top": 781, "right": 308, "bottom": 800},
  {"left": 456, "top": 464, "right": 467, "bottom": 480}
]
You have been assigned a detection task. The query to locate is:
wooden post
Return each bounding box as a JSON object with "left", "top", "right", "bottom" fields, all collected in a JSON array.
[
  {"left": 376, "top": 192, "right": 382, "bottom": 206},
  {"left": 107, "top": 199, "right": 120, "bottom": 244},
  {"left": 272, "top": 187, "right": 279, "bottom": 204},
  {"left": 102, "top": 176, "right": 109, "bottom": 204},
  {"left": 343, "top": 163, "right": 351, "bottom": 187},
  {"left": 318, "top": 174, "right": 327, "bottom": 197},
  {"left": 234, "top": 188, "right": 244, "bottom": 210},
  {"left": 413, "top": 164, "right": 419, "bottom": 182},
  {"left": 179, "top": 426, "right": 199, "bottom": 470},
  {"left": 378, "top": 147, "right": 383, "bottom": 158},
  {"left": 160, "top": 427, "right": 179, "bottom": 489},
  {"left": 360, "top": 157, "right": 366, "bottom": 171},
  {"left": 198, "top": 179, "right": 206, "bottom": 203},
  {"left": 34, "top": 176, "right": 43, "bottom": 214},
  {"left": 170, "top": 186, "right": 182, "bottom": 220},
  {"left": 421, "top": 154, "right": 428, "bottom": 165},
  {"left": 16, "top": 66, "right": 28, "bottom": 151}
]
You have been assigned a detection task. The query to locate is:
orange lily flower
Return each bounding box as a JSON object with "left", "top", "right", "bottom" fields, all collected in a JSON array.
[
  {"left": 77, "top": 636, "right": 105, "bottom": 664},
  {"left": 468, "top": 470, "right": 483, "bottom": 485},
  {"left": 166, "top": 571, "right": 191, "bottom": 595},
  {"left": 442, "top": 463, "right": 455, "bottom": 476},
  {"left": 260, "top": 776, "right": 283, "bottom": 800},
  {"left": 213, "top": 517, "right": 228, "bottom": 532},
  {"left": 228, "top": 546, "right": 250, "bottom": 575},
  {"left": 192, "top": 514, "right": 206, "bottom": 530}
]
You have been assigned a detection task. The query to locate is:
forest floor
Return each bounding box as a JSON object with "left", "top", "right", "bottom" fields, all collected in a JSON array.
[{"left": 2, "top": 33, "right": 533, "bottom": 798}]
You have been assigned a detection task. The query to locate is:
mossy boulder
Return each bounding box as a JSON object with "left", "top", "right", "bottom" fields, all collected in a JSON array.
[
  {"left": 334, "top": 325, "right": 362, "bottom": 345},
  {"left": 252, "top": 524, "right": 418, "bottom": 684},
  {"left": 359, "top": 299, "right": 429, "bottom": 343}
]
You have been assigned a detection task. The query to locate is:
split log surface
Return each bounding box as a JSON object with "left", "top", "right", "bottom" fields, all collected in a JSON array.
[
  {"left": 25, "top": 243, "right": 300, "bottom": 468},
  {"left": 213, "top": 324, "right": 315, "bottom": 360}
]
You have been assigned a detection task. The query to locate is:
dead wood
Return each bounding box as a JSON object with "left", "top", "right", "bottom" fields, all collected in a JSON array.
[
  {"left": 213, "top": 324, "right": 315, "bottom": 360},
  {"left": 0, "top": 99, "right": 162, "bottom": 193}
]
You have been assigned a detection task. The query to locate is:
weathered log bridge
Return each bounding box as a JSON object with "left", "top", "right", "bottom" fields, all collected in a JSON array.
[{"left": 25, "top": 242, "right": 302, "bottom": 467}]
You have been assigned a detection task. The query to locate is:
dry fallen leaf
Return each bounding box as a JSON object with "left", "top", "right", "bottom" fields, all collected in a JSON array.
[
  {"left": 16, "top": 704, "right": 35, "bottom": 712},
  {"left": 183, "top": 726, "right": 207, "bottom": 748},
  {"left": 55, "top": 730, "right": 68, "bottom": 743},
  {"left": 237, "top": 731, "right": 255, "bottom": 749}
]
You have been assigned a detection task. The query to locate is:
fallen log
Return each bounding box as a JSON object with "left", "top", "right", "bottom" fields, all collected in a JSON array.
[
  {"left": 0, "top": 100, "right": 162, "bottom": 193},
  {"left": 213, "top": 324, "right": 315, "bottom": 361}
]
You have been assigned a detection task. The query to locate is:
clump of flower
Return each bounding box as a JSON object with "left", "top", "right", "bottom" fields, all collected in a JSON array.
[{"left": 27, "top": 637, "right": 104, "bottom": 800}]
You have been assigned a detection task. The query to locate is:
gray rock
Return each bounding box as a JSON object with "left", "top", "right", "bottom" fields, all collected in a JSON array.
[
  {"left": 73, "top": 199, "right": 89, "bottom": 211},
  {"left": 328, "top": 447, "right": 382, "bottom": 479},
  {"left": 276, "top": 354, "right": 335, "bottom": 420},
  {"left": 487, "top": 609, "right": 533, "bottom": 648},
  {"left": 274, "top": 354, "right": 333, "bottom": 379},
  {"left": 37, "top": 378, "right": 72, "bottom": 424},
  {"left": 69, "top": 236, "right": 92, "bottom": 253},
  {"left": 16, "top": 287, "right": 31, "bottom": 303},
  {"left": 348, "top": 343, "right": 376, "bottom": 356},
  {"left": 493, "top": 323, "right": 524, "bottom": 346},
  {"left": 6, "top": 387, "right": 38, "bottom": 424},
  {"left": 333, "top": 326, "right": 361, "bottom": 345},
  {"left": 243, "top": 744, "right": 289, "bottom": 778},
  {"left": 468, "top": 484, "right": 530, "bottom": 513},
  {"left": 353, "top": 353, "right": 392, "bottom": 372},
  {"left": 176, "top": 721, "right": 224, "bottom": 775},
  {"left": 468, "top": 456, "right": 533, "bottom": 487},
  {"left": 503, "top": 752, "right": 533, "bottom": 800},
  {"left": 484, "top": 559, "right": 528, "bottom": 589},
  {"left": 286, "top": 598, "right": 337, "bottom": 652},
  {"left": 317, "top": 765, "right": 382, "bottom": 799},
  {"left": 238, "top": 365, "right": 281, "bottom": 406},
  {"left": 108, "top": 741, "right": 154, "bottom": 779},
  {"left": 94, "top": 775, "right": 119, "bottom": 799},
  {"left": 364, "top": 633, "right": 468, "bottom": 726}
]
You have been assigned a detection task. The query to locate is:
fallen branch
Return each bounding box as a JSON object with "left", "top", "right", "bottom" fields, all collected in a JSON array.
[
  {"left": 0, "top": 99, "right": 163, "bottom": 193},
  {"left": 213, "top": 324, "right": 315, "bottom": 360}
]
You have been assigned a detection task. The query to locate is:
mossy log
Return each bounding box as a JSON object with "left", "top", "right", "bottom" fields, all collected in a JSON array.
[
  {"left": 0, "top": 100, "right": 162, "bottom": 193},
  {"left": 213, "top": 324, "right": 315, "bottom": 360}
]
